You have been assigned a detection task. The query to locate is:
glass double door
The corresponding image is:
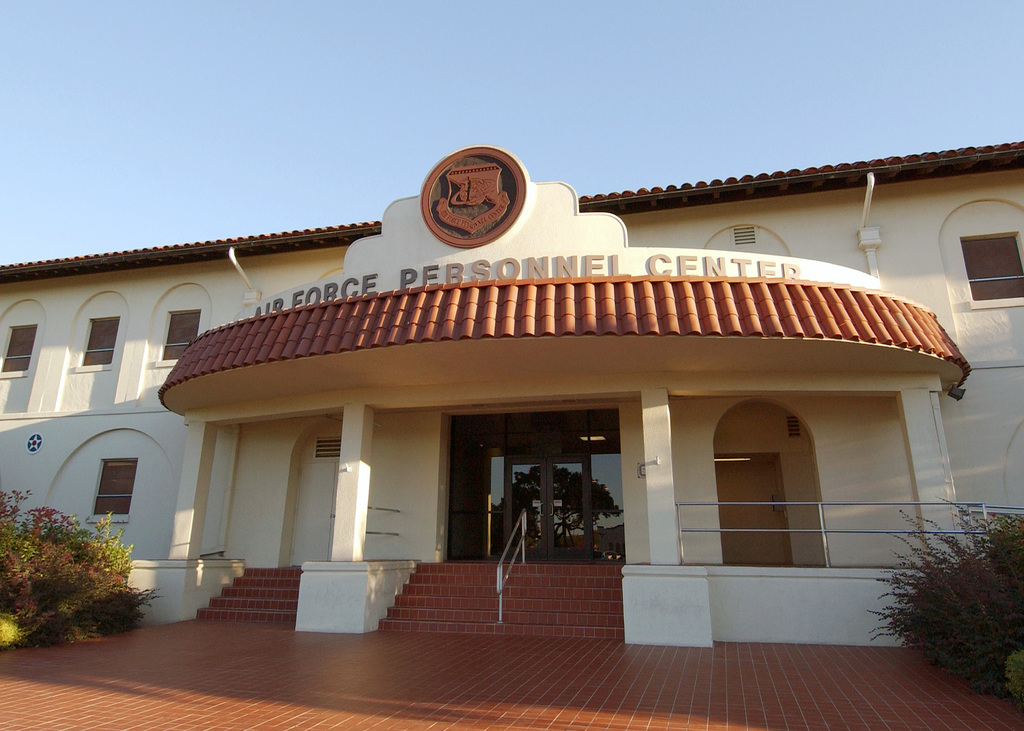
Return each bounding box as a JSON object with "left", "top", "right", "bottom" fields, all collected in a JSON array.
[{"left": 506, "top": 456, "right": 591, "bottom": 560}]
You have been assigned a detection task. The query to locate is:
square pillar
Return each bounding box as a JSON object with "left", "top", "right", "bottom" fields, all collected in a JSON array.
[
  {"left": 641, "top": 389, "right": 681, "bottom": 565},
  {"left": 898, "top": 388, "right": 957, "bottom": 528},
  {"left": 169, "top": 420, "right": 219, "bottom": 561},
  {"left": 330, "top": 403, "right": 374, "bottom": 562}
]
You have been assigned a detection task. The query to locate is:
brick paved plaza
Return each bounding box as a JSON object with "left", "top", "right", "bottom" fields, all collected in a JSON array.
[{"left": 1, "top": 621, "right": 1021, "bottom": 730}]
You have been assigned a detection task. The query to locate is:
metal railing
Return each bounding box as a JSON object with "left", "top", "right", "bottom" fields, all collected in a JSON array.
[
  {"left": 676, "top": 499, "right": 1022, "bottom": 568},
  {"left": 365, "top": 505, "right": 400, "bottom": 537},
  {"left": 496, "top": 508, "right": 528, "bottom": 623}
]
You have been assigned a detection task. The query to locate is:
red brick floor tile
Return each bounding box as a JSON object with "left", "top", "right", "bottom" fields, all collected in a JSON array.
[{"left": 0, "top": 622, "right": 1022, "bottom": 729}]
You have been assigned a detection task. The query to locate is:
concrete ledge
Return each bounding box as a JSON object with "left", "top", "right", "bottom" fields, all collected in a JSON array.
[
  {"left": 296, "top": 560, "right": 417, "bottom": 634},
  {"left": 131, "top": 558, "right": 246, "bottom": 625},
  {"left": 705, "top": 565, "right": 896, "bottom": 646},
  {"left": 622, "top": 564, "right": 713, "bottom": 647},
  {"left": 622, "top": 564, "right": 898, "bottom": 647}
]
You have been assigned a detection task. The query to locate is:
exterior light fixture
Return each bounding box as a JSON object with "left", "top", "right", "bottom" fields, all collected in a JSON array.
[{"left": 947, "top": 385, "right": 966, "bottom": 401}]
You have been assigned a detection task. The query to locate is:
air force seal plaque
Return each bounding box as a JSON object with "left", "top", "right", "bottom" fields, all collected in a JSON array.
[{"left": 421, "top": 146, "right": 527, "bottom": 248}]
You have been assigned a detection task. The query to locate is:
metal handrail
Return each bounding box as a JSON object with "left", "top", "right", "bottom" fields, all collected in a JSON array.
[
  {"left": 496, "top": 508, "right": 528, "bottom": 624},
  {"left": 366, "top": 505, "right": 400, "bottom": 536},
  {"left": 676, "top": 499, "right": 1017, "bottom": 568}
]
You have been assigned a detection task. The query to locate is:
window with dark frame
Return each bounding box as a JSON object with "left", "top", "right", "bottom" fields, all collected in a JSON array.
[
  {"left": 162, "top": 310, "right": 201, "bottom": 361},
  {"left": 961, "top": 235, "right": 1024, "bottom": 301},
  {"left": 93, "top": 458, "right": 138, "bottom": 515},
  {"left": 2, "top": 324, "right": 37, "bottom": 373},
  {"left": 82, "top": 317, "right": 120, "bottom": 366}
]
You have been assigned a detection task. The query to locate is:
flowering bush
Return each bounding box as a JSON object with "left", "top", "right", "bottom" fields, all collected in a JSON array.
[
  {"left": 876, "top": 512, "right": 1024, "bottom": 696},
  {"left": 0, "top": 489, "right": 150, "bottom": 648}
]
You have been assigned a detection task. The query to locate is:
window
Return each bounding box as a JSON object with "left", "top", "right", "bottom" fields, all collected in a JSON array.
[
  {"left": 83, "top": 317, "right": 120, "bottom": 366},
  {"left": 93, "top": 459, "right": 138, "bottom": 515},
  {"left": 2, "top": 325, "right": 37, "bottom": 373},
  {"left": 961, "top": 235, "right": 1024, "bottom": 301},
  {"left": 162, "top": 310, "right": 201, "bottom": 360}
]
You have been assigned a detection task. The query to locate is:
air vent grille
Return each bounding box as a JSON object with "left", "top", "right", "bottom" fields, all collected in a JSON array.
[
  {"left": 314, "top": 437, "right": 341, "bottom": 459},
  {"left": 786, "top": 416, "right": 802, "bottom": 438},
  {"left": 733, "top": 225, "right": 757, "bottom": 246}
]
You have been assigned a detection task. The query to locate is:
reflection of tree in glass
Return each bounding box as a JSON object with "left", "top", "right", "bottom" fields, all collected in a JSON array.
[
  {"left": 501, "top": 465, "right": 621, "bottom": 553},
  {"left": 590, "top": 478, "right": 622, "bottom": 558},
  {"left": 551, "top": 467, "right": 621, "bottom": 550},
  {"left": 509, "top": 466, "right": 542, "bottom": 547}
]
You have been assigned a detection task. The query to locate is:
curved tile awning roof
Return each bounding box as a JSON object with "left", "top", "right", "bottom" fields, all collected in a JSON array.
[{"left": 159, "top": 276, "right": 969, "bottom": 409}]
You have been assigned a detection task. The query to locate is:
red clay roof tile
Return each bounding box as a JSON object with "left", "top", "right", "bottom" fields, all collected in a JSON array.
[{"left": 160, "top": 275, "right": 970, "bottom": 407}]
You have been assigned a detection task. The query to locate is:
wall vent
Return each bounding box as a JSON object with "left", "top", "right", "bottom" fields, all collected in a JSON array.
[
  {"left": 732, "top": 225, "right": 757, "bottom": 246},
  {"left": 786, "top": 416, "right": 802, "bottom": 438},
  {"left": 314, "top": 437, "right": 341, "bottom": 459}
]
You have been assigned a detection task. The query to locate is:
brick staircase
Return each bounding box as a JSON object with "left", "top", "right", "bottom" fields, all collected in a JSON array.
[
  {"left": 379, "top": 562, "right": 624, "bottom": 639},
  {"left": 196, "top": 567, "right": 301, "bottom": 626}
]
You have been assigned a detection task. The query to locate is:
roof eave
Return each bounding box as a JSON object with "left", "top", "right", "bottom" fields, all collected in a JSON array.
[
  {"left": 580, "top": 146, "right": 1024, "bottom": 216},
  {"left": 0, "top": 224, "right": 382, "bottom": 285}
]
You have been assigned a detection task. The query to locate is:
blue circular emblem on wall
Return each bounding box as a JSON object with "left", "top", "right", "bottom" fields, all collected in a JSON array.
[{"left": 26, "top": 433, "right": 43, "bottom": 454}]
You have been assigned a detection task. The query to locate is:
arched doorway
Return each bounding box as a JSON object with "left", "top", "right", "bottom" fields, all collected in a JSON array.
[{"left": 713, "top": 401, "right": 825, "bottom": 567}]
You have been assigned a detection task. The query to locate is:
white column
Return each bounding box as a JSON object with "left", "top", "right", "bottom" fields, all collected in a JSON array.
[
  {"left": 168, "top": 420, "right": 219, "bottom": 560},
  {"left": 641, "top": 389, "right": 681, "bottom": 565},
  {"left": 898, "top": 388, "right": 956, "bottom": 527},
  {"left": 330, "top": 403, "right": 374, "bottom": 562},
  {"left": 201, "top": 425, "right": 240, "bottom": 556}
]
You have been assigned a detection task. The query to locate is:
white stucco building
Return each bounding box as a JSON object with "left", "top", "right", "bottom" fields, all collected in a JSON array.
[{"left": 1, "top": 142, "right": 1022, "bottom": 646}]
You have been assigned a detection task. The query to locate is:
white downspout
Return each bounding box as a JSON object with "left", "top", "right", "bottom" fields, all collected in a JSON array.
[
  {"left": 858, "top": 172, "right": 882, "bottom": 281},
  {"left": 228, "top": 247, "right": 262, "bottom": 306},
  {"left": 859, "top": 171, "right": 876, "bottom": 229}
]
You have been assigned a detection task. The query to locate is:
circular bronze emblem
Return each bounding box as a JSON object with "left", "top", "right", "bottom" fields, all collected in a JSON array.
[{"left": 421, "top": 146, "right": 527, "bottom": 248}]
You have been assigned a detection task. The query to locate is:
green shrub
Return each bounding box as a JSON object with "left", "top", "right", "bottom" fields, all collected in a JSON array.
[
  {"left": 0, "top": 613, "right": 20, "bottom": 649},
  {"left": 0, "top": 489, "right": 150, "bottom": 648},
  {"left": 1007, "top": 650, "right": 1024, "bottom": 710},
  {"left": 876, "top": 512, "right": 1024, "bottom": 696}
]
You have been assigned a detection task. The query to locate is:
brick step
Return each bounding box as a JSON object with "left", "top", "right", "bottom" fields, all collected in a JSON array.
[
  {"left": 400, "top": 583, "right": 622, "bottom": 601},
  {"left": 393, "top": 594, "right": 622, "bottom": 615},
  {"left": 208, "top": 596, "right": 299, "bottom": 612},
  {"left": 386, "top": 605, "right": 623, "bottom": 627},
  {"left": 405, "top": 568, "right": 623, "bottom": 583},
  {"left": 404, "top": 578, "right": 623, "bottom": 593},
  {"left": 378, "top": 618, "right": 624, "bottom": 640},
  {"left": 239, "top": 567, "right": 302, "bottom": 579},
  {"left": 230, "top": 576, "right": 302, "bottom": 590},
  {"left": 196, "top": 567, "right": 301, "bottom": 627},
  {"left": 412, "top": 564, "right": 623, "bottom": 579},
  {"left": 382, "top": 562, "right": 624, "bottom": 639},
  {"left": 196, "top": 607, "right": 297, "bottom": 624},
  {"left": 221, "top": 586, "right": 299, "bottom": 600},
  {"left": 410, "top": 568, "right": 620, "bottom": 582}
]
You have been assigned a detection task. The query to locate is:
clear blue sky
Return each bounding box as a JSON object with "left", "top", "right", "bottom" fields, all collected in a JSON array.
[{"left": 1, "top": 1, "right": 1021, "bottom": 267}]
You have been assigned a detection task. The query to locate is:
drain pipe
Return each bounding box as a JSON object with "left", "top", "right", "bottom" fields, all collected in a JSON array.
[
  {"left": 860, "top": 172, "right": 876, "bottom": 229},
  {"left": 857, "top": 172, "right": 882, "bottom": 281},
  {"left": 228, "top": 247, "right": 262, "bottom": 306}
]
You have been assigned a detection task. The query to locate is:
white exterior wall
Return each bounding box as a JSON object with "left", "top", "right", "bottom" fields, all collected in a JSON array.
[
  {"left": 363, "top": 410, "right": 447, "bottom": 562},
  {"left": 626, "top": 171, "right": 1024, "bottom": 511},
  {"left": 0, "top": 248, "right": 350, "bottom": 560},
  {"left": 670, "top": 392, "right": 934, "bottom": 568}
]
